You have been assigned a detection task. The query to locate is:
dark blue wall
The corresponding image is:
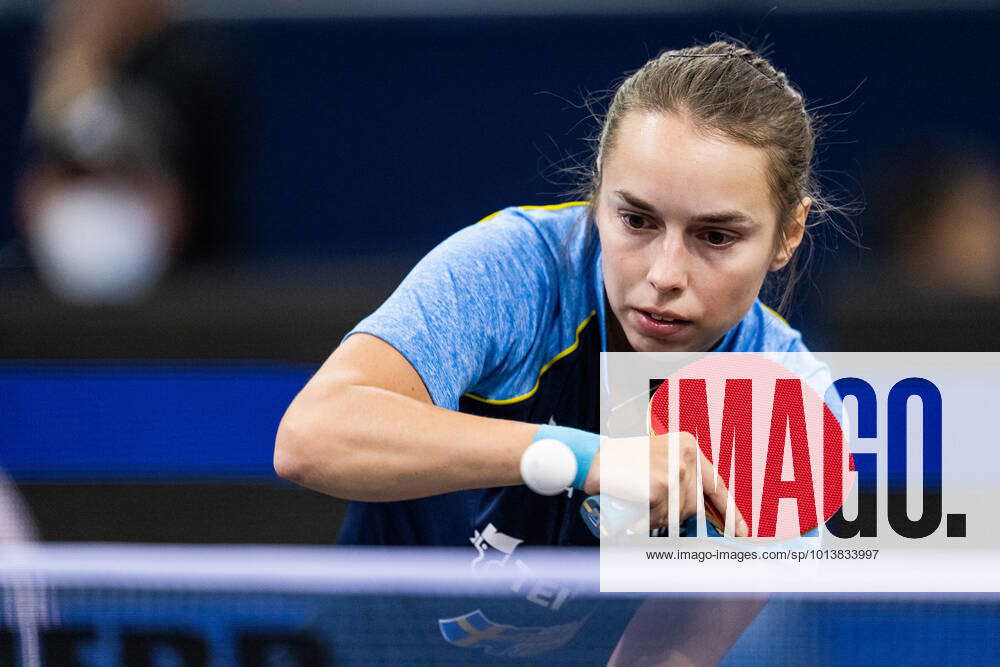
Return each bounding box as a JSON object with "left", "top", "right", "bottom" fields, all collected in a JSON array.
[
  {"left": 0, "top": 363, "right": 310, "bottom": 480},
  {"left": 222, "top": 12, "right": 1000, "bottom": 262},
  {"left": 3, "top": 12, "right": 999, "bottom": 259},
  {"left": 2, "top": 11, "right": 999, "bottom": 347}
]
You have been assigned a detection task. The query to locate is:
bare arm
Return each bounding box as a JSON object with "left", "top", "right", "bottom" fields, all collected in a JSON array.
[
  {"left": 608, "top": 595, "right": 768, "bottom": 666},
  {"left": 275, "top": 334, "right": 746, "bottom": 539},
  {"left": 274, "top": 333, "right": 538, "bottom": 502}
]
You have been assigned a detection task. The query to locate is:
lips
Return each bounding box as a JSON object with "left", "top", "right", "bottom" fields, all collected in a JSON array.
[
  {"left": 645, "top": 309, "right": 687, "bottom": 323},
  {"left": 631, "top": 308, "right": 693, "bottom": 339}
]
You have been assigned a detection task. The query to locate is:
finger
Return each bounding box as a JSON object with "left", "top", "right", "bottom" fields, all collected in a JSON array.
[
  {"left": 648, "top": 496, "right": 670, "bottom": 531},
  {"left": 704, "top": 498, "right": 726, "bottom": 535},
  {"left": 699, "top": 450, "right": 749, "bottom": 537},
  {"left": 679, "top": 452, "right": 698, "bottom": 522}
]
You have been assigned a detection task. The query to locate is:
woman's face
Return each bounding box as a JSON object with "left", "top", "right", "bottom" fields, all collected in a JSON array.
[{"left": 595, "top": 111, "right": 806, "bottom": 352}]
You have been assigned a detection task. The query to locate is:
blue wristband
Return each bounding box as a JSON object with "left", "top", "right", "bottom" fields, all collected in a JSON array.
[{"left": 533, "top": 424, "right": 600, "bottom": 490}]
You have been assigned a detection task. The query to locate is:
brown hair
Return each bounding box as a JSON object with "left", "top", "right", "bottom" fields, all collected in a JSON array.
[{"left": 582, "top": 40, "right": 830, "bottom": 314}]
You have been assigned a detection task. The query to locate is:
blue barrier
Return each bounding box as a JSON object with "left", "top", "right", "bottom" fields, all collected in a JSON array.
[{"left": 0, "top": 363, "right": 311, "bottom": 480}]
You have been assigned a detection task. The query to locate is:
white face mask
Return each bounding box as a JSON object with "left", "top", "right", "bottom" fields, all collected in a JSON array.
[{"left": 28, "top": 180, "right": 170, "bottom": 305}]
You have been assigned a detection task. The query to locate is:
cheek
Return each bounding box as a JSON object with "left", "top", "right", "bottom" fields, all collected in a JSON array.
[
  {"left": 595, "top": 220, "right": 633, "bottom": 292},
  {"left": 602, "top": 238, "right": 649, "bottom": 308},
  {"left": 698, "top": 246, "right": 773, "bottom": 313}
]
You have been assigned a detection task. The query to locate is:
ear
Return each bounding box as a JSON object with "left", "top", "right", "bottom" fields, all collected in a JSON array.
[{"left": 769, "top": 198, "right": 810, "bottom": 271}]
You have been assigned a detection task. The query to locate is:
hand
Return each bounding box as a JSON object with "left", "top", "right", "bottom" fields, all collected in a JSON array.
[{"left": 584, "top": 432, "right": 748, "bottom": 537}]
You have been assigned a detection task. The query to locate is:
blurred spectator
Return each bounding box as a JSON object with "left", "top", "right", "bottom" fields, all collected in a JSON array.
[
  {"left": 16, "top": 0, "right": 236, "bottom": 304},
  {"left": 830, "top": 141, "right": 1000, "bottom": 350},
  {"left": 883, "top": 149, "right": 1000, "bottom": 298}
]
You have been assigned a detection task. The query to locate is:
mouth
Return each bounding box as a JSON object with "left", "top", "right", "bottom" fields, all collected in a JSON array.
[{"left": 630, "top": 308, "right": 693, "bottom": 339}]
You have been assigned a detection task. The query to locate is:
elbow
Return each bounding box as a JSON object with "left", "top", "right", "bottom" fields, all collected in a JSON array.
[
  {"left": 274, "top": 391, "right": 343, "bottom": 489},
  {"left": 273, "top": 412, "right": 313, "bottom": 486},
  {"left": 275, "top": 382, "right": 393, "bottom": 501},
  {"left": 273, "top": 386, "right": 356, "bottom": 495}
]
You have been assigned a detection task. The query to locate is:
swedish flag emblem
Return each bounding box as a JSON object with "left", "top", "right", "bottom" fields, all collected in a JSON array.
[
  {"left": 438, "top": 610, "right": 588, "bottom": 658},
  {"left": 439, "top": 610, "right": 509, "bottom": 648}
]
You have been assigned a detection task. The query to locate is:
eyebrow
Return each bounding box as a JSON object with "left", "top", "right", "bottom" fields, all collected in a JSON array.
[{"left": 614, "top": 190, "right": 758, "bottom": 227}]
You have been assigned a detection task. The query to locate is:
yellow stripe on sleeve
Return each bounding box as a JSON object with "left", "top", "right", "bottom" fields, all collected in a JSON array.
[
  {"left": 476, "top": 201, "right": 589, "bottom": 224},
  {"left": 761, "top": 303, "right": 790, "bottom": 327},
  {"left": 463, "top": 309, "right": 597, "bottom": 405}
]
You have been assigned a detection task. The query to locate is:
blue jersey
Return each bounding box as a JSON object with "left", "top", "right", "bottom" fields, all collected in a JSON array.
[{"left": 339, "top": 202, "right": 824, "bottom": 547}]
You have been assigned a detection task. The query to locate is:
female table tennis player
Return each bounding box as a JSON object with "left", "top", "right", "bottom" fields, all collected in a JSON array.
[{"left": 276, "top": 40, "right": 833, "bottom": 662}]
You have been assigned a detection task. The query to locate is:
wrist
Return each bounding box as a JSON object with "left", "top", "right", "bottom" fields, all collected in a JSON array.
[
  {"left": 582, "top": 450, "right": 601, "bottom": 495},
  {"left": 532, "top": 424, "right": 600, "bottom": 490}
]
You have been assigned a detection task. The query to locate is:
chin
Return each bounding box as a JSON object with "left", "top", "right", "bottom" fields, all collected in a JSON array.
[{"left": 628, "top": 333, "right": 696, "bottom": 353}]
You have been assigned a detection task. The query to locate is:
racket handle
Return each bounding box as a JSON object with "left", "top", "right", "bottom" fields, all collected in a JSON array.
[
  {"left": 580, "top": 496, "right": 729, "bottom": 538},
  {"left": 580, "top": 494, "right": 644, "bottom": 538}
]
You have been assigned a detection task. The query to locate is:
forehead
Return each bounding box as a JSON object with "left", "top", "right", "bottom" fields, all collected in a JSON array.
[{"left": 602, "top": 111, "right": 776, "bottom": 224}]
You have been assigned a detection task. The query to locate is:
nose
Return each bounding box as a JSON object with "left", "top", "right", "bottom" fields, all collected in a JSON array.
[{"left": 646, "top": 229, "right": 689, "bottom": 294}]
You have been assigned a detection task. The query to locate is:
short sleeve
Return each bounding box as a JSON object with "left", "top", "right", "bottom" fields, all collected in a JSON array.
[{"left": 344, "top": 213, "right": 558, "bottom": 410}]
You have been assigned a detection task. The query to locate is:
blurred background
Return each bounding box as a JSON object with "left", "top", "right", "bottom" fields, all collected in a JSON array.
[{"left": 1, "top": 0, "right": 999, "bottom": 546}]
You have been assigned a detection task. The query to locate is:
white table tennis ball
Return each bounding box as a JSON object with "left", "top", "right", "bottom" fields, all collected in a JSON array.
[{"left": 520, "top": 438, "right": 577, "bottom": 496}]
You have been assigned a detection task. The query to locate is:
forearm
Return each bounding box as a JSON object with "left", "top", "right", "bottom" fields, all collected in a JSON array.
[
  {"left": 609, "top": 596, "right": 768, "bottom": 666},
  {"left": 275, "top": 382, "right": 538, "bottom": 502}
]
